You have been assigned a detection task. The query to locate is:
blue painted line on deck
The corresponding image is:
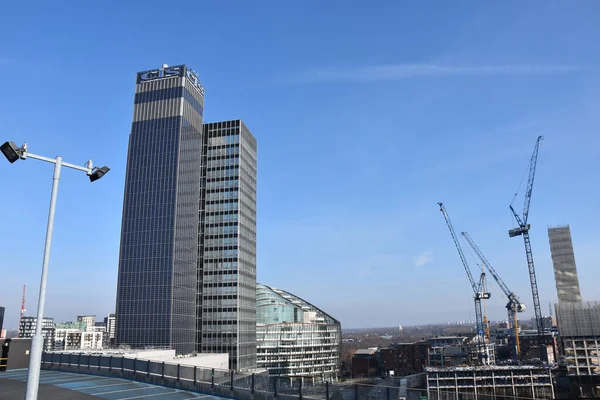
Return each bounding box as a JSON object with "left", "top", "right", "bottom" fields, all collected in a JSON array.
[{"left": 0, "top": 369, "right": 236, "bottom": 399}]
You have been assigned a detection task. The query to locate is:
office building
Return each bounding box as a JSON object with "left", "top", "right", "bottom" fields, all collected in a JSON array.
[
  {"left": 18, "top": 316, "right": 55, "bottom": 351},
  {"left": 115, "top": 64, "right": 205, "bottom": 355},
  {"left": 198, "top": 120, "right": 257, "bottom": 370},
  {"left": 426, "top": 365, "right": 554, "bottom": 400},
  {"left": 548, "top": 225, "right": 582, "bottom": 303},
  {"left": 255, "top": 284, "right": 340, "bottom": 381},
  {"left": 104, "top": 313, "right": 116, "bottom": 346}
]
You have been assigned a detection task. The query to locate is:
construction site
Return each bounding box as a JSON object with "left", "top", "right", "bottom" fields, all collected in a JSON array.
[
  {"left": 433, "top": 136, "right": 598, "bottom": 399},
  {"left": 426, "top": 365, "right": 555, "bottom": 400}
]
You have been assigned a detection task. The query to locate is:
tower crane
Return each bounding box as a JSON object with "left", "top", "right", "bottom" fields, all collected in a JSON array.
[
  {"left": 508, "top": 136, "right": 545, "bottom": 358},
  {"left": 20, "top": 285, "right": 26, "bottom": 322},
  {"left": 19, "top": 285, "right": 26, "bottom": 338},
  {"left": 462, "top": 232, "right": 526, "bottom": 360},
  {"left": 438, "top": 202, "right": 491, "bottom": 363},
  {"left": 478, "top": 264, "right": 491, "bottom": 341}
]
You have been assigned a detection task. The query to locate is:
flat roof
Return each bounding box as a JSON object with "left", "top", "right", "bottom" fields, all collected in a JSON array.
[
  {"left": 0, "top": 369, "right": 228, "bottom": 399},
  {"left": 426, "top": 365, "right": 554, "bottom": 372},
  {"left": 354, "top": 348, "right": 378, "bottom": 355}
]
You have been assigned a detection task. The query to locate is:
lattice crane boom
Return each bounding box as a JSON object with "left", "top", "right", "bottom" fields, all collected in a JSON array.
[
  {"left": 522, "top": 137, "right": 542, "bottom": 224},
  {"left": 508, "top": 136, "right": 545, "bottom": 350},
  {"left": 462, "top": 232, "right": 525, "bottom": 359},
  {"left": 461, "top": 232, "right": 524, "bottom": 309},
  {"left": 438, "top": 202, "right": 491, "bottom": 363},
  {"left": 438, "top": 202, "right": 479, "bottom": 295},
  {"left": 20, "top": 285, "right": 26, "bottom": 320}
]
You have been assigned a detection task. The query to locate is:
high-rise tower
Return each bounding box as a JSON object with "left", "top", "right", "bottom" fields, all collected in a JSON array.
[
  {"left": 115, "top": 64, "right": 205, "bottom": 355},
  {"left": 548, "top": 225, "right": 582, "bottom": 303},
  {"left": 198, "top": 120, "right": 257, "bottom": 369}
]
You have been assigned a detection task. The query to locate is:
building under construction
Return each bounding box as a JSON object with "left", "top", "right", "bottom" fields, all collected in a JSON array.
[
  {"left": 548, "top": 225, "right": 582, "bottom": 303},
  {"left": 426, "top": 365, "right": 554, "bottom": 400},
  {"left": 556, "top": 301, "right": 600, "bottom": 376}
]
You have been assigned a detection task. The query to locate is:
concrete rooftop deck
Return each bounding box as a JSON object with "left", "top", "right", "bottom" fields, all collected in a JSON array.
[{"left": 0, "top": 369, "right": 230, "bottom": 400}]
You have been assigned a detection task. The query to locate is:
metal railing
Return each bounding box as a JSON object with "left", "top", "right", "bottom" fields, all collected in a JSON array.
[{"left": 37, "top": 353, "right": 554, "bottom": 400}]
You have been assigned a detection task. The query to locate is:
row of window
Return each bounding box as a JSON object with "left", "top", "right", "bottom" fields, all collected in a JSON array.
[
  {"left": 206, "top": 146, "right": 239, "bottom": 157},
  {"left": 204, "top": 249, "right": 238, "bottom": 259},
  {"left": 208, "top": 135, "right": 239, "bottom": 146},
  {"left": 207, "top": 156, "right": 239, "bottom": 168},
  {"left": 206, "top": 170, "right": 239, "bottom": 180},
  {"left": 204, "top": 237, "right": 239, "bottom": 247},
  {"left": 206, "top": 179, "right": 238, "bottom": 190},
  {"left": 205, "top": 190, "right": 238, "bottom": 201},
  {"left": 205, "top": 214, "right": 238, "bottom": 223},
  {"left": 132, "top": 116, "right": 181, "bottom": 134},
  {"left": 205, "top": 202, "right": 238, "bottom": 212},
  {"left": 204, "top": 225, "right": 238, "bottom": 235},
  {"left": 135, "top": 86, "right": 182, "bottom": 104},
  {"left": 183, "top": 89, "right": 204, "bottom": 117},
  {"left": 203, "top": 274, "right": 238, "bottom": 283},
  {"left": 202, "top": 299, "right": 239, "bottom": 307}
]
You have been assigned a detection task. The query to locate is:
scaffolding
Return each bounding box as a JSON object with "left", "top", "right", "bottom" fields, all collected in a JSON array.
[
  {"left": 548, "top": 225, "right": 582, "bottom": 303},
  {"left": 556, "top": 301, "right": 600, "bottom": 337}
]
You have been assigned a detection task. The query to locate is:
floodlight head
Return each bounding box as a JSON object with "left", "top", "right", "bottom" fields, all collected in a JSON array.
[
  {"left": 89, "top": 166, "right": 110, "bottom": 182},
  {"left": 1, "top": 141, "right": 21, "bottom": 163}
]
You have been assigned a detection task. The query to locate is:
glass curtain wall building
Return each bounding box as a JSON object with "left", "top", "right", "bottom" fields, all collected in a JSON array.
[
  {"left": 256, "top": 284, "right": 341, "bottom": 382},
  {"left": 198, "top": 120, "right": 257, "bottom": 370},
  {"left": 116, "top": 65, "right": 205, "bottom": 355}
]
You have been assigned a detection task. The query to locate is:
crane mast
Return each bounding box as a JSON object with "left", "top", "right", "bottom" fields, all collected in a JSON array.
[
  {"left": 508, "top": 136, "right": 545, "bottom": 359},
  {"left": 478, "top": 266, "right": 491, "bottom": 341},
  {"left": 462, "top": 232, "right": 525, "bottom": 360},
  {"left": 19, "top": 285, "right": 26, "bottom": 337},
  {"left": 438, "top": 202, "right": 491, "bottom": 363}
]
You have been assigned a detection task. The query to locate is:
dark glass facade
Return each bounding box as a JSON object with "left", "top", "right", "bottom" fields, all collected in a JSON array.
[
  {"left": 116, "top": 65, "right": 205, "bottom": 355},
  {"left": 198, "top": 121, "right": 257, "bottom": 370}
]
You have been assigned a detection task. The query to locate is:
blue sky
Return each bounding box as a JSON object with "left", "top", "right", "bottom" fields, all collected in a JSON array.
[{"left": 1, "top": 2, "right": 599, "bottom": 330}]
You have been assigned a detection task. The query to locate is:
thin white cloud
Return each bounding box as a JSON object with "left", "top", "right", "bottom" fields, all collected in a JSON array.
[
  {"left": 290, "top": 64, "right": 582, "bottom": 84},
  {"left": 414, "top": 249, "right": 433, "bottom": 268}
]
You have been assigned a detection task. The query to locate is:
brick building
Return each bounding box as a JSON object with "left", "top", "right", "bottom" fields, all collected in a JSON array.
[{"left": 351, "top": 348, "right": 378, "bottom": 377}]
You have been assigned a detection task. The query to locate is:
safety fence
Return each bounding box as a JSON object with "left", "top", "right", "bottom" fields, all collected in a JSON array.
[
  {"left": 39, "top": 352, "right": 548, "bottom": 400},
  {"left": 41, "top": 351, "right": 335, "bottom": 400}
]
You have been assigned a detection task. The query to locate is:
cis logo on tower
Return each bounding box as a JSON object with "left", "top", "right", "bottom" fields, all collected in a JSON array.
[{"left": 139, "top": 65, "right": 181, "bottom": 82}]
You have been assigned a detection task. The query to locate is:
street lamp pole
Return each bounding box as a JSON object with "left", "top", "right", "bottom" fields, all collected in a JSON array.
[{"left": 1, "top": 141, "right": 109, "bottom": 400}]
